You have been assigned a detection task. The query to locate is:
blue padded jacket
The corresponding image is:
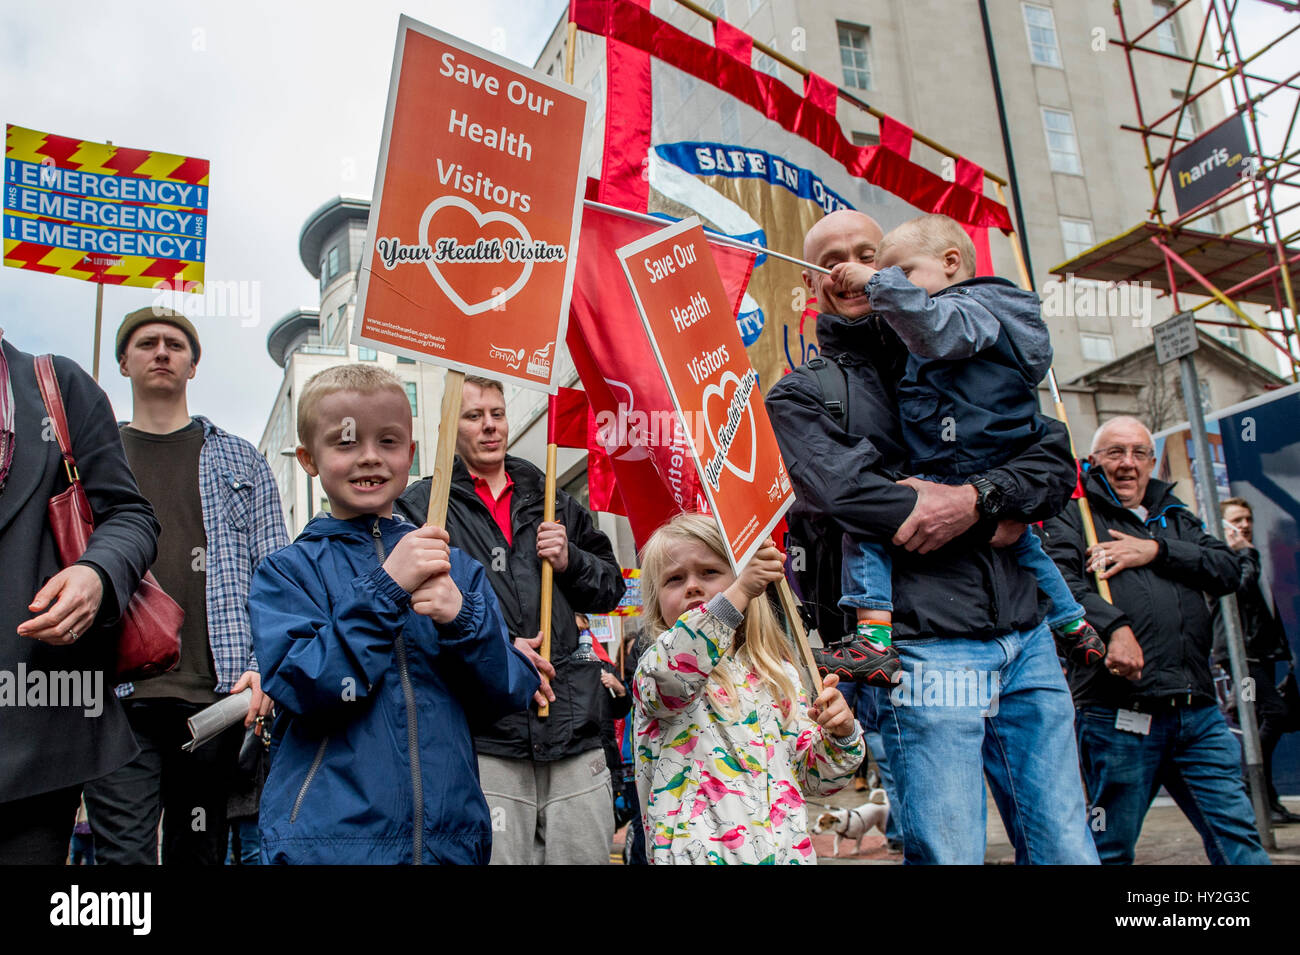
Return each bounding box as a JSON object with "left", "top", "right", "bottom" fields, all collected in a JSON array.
[{"left": 250, "top": 514, "right": 539, "bottom": 864}]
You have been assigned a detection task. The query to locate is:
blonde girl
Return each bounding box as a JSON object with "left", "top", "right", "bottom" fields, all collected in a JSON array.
[{"left": 633, "top": 512, "right": 863, "bottom": 865}]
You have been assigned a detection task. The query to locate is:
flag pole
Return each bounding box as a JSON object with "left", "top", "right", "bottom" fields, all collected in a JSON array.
[
  {"left": 538, "top": 393, "right": 560, "bottom": 719},
  {"left": 670, "top": 0, "right": 1008, "bottom": 189},
  {"left": 775, "top": 579, "right": 822, "bottom": 694},
  {"left": 534, "top": 16, "right": 581, "bottom": 721},
  {"left": 91, "top": 279, "right": 104, "bottom": 381},
  {"left": 582, "top": 199, "right": 832, "bottom": 274},
  {"left": 89, "top": 139, "right": 113, "bottom": 382},
  {"left": 996, "top": 183, "right": 1112, "bottom": 603}
]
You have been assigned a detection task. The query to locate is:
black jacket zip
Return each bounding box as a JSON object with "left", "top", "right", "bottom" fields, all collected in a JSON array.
[{"left": 372, "top": 518, "right": 423, "bottom": 864}]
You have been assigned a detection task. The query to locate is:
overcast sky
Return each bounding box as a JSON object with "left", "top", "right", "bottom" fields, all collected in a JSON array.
[
  {"left": 2, "top": 1, "right": 1295, "bottom": 445},
  {"left": 1, "top": 0, "right": 567, "bottom": 443}
]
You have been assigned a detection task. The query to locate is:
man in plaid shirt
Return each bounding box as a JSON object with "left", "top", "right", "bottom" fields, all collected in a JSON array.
[{"left": 83, "top": 308, "right": 289, "bottom": 865}]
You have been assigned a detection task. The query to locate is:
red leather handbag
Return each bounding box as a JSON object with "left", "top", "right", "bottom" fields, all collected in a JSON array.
[{"left": 35, "top": 355, "right": 182, "bottom": 683}]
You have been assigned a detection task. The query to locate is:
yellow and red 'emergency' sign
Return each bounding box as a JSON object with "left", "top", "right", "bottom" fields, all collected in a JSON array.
[{"left": 4, "top": 125, "right": 209, "bottom": 291}]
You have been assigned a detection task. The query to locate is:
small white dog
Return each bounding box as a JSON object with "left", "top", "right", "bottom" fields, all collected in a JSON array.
[{"left": 813, "top": 789, "right": 890, "bottom": 857}]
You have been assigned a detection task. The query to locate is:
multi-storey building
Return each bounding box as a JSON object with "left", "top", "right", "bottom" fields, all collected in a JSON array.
[{"left": 260, "top": 1, "right": 1289, "bottom": 549}]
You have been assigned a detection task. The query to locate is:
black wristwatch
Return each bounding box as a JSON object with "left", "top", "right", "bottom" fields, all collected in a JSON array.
[{"left": 967, "top": 475, "right": 1004, "bottom": 519}]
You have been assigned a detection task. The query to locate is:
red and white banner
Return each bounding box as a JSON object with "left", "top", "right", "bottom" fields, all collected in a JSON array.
[
  {"left": 571, "top": 0, "right": 1012, "bottom": 389},
  {"left": 618, "top": 217, "right": 793, "bottom": 570}
]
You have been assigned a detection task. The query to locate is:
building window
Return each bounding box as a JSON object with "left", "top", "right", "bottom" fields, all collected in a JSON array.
[
  {"left": 1042, "top": 108, "right": 1083, "bottom": 175},
  {"left": 1060, "top": 217, "right": 1095, "bottom": 258},
  {"left": 324, "top": 310, "right": 337, "bottom": 343},
  {"left": 1022, "top": 4, "right": 1063, "bottom": 67},
  {"left": 1080, "top": 333, "right": 1116, "bottom": 362},
  {"left": 852, "top": 131, "right": 880, "bottom": 147},
  {"left": 1214, "top": 304, "right": 1242, "bottom": 351},
  {"left": 358, "top": 346, "right": 377, "bottom": 361},
  {"left": 705, "top": 0, "right": 725, "bottom": 16},
  {"left": 404, "top": 381, "right": 418, "bottom": 418},
  {"left": 755, "top": 43, "right": 780, "bottom": 78},
  {"left": 838, "top": 24, "right": 872, "bottom": 91},
  {"left": 747, "top": 0, "right": 763, "bottom": 16},
  {"left": 409, "top": 441, "right": 421, "bottom": 476},
  {"left": 396, "top": 355, "right": 416, "bottom": 364},
  {"left": 1172, "top": 90, "right": 1200, "bottom": 142},
  {"left": 1152, "top": 1, "right": 1180, "bottom": 54},
  {"left": 327, "top": 246, "right": 341, "bottom": 281}
]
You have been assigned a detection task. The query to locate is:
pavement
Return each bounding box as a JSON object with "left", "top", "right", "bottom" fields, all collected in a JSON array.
[
  {"left": 809, "top": 784, "right": 1300, "bottom": 865},
  {"left": 614, "top": 788, "right": 1300, "bottom": 865}
]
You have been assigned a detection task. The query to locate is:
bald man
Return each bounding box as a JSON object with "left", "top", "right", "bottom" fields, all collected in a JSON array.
[
  {"left": 1039, "top": 416, "right": 1269, "bottom": 864},
  {"left": 766, "top": 209, "right": 1097, "bottom": 864}
]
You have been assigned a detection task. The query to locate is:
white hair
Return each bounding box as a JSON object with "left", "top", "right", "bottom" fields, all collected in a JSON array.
[{"left": 1089, "top": 415, "right": 1154, "bottom": 454}]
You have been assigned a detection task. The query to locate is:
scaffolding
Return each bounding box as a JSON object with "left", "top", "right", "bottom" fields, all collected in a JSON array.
[{"left": 1054, "top": 0, "right": 1300, "bottom": 379}]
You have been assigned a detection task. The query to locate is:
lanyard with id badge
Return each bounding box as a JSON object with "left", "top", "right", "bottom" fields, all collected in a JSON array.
[{"left": 1115, "top": 709, "right": 1153, "bottom": 735}]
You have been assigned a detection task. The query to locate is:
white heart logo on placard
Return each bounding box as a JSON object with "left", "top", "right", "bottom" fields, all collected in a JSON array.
[
  {"left": 701, "top": 370, "right": 758, "bottom": 484},
  {"left": 418, "top": 196, "right": 533, "bottom": 316}
]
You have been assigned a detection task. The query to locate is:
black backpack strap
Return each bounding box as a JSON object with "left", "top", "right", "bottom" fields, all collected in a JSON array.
[{"left": 805, "top": 355, "right": 850, "bottom": 433}]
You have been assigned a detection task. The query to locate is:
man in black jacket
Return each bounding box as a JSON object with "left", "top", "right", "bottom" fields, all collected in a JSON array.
[
  {"left": 1213, "top": 496, "right": 1298, "bottom": 825},
  {"left": 766, "top": 210, "right": 1097, "bottom": 864},
  {"left": 396, "top": 376, "right": 625, "bottom": 864},
  {"left": 1040, "top": 416, "right": 1269, "bottom": 864}
]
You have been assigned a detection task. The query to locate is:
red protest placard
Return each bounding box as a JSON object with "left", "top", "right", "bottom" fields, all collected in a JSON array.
[
  {"left": 353, "top": 16, "right": 590, "bottom": 392},
  {"left": 617, "top": 217, "right": 794, "bottom": 570}
]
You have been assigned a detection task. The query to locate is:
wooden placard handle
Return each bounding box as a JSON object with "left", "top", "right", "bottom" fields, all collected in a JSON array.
[
  {"left": 537, "top": 441, "right": 559, "bottom": 718},
  {"left": 775, "top": 578, "right": 822, "bottom": 694},
  {"left": 425, "top": 370, "right": 464, "bottom": 529}
]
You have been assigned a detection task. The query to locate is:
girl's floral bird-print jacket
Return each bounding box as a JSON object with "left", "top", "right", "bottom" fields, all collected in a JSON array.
[{"left": 633, "top": 601, "right": 864, "bottom": 865}]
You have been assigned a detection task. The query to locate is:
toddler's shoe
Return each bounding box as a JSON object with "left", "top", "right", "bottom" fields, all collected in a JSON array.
[
  {"left": 1054, "top": 619, "right": 1106, "bottom": 667},
  {"left": 813, "top": 636, "right": 901, "bottom": 687}
]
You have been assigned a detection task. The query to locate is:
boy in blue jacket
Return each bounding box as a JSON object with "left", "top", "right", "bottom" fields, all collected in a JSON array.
[
  {"left": 816, "top": 214, "right": 1105, "bottom": 686},
  {"left": 250, "top": 364, "right": 539, "bottom": 864}
]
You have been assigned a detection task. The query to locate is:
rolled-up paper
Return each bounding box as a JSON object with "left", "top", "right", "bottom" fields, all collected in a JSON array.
[{"left": 182, "top": 689, "right": 253, "bottom": 752}]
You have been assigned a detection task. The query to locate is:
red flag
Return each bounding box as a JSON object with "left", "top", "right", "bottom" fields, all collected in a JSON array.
[
  {"left": 548, "top": 386, "right": 625, "bottom": 516},
  {"left": 567, "top": 201, "right": 756, "bottom": 550},
  {"left": 548, "top": 387, "right": 590, "bottom": 448}
]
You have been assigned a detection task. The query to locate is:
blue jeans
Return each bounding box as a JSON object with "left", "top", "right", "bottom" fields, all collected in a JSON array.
[
  {"left": 1076, "top": 703, "right": 1270, "bottom": 865},
  {"left": 1015, "top": 529, "right": 1084, "bottom": 629},
  {"left": 840, "top": 537, "right": 894, "bottom": 613},
  {"left": 842, "top": 530, "right": 1083, "bottom": 628},
  {"left": 226, "top": 818, "right": 261, "bottom": 866},
  {"left": 875, "top": 623, "right": 1099, "bottom": 864}
]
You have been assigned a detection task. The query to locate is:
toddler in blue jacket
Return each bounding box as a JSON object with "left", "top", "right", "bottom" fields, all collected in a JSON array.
[
  {"left": 816, "top": 214, "right": 1105, "bottom": 686},
  {"left": 250, "top": 364, "right": 539, "bottom": 864}
]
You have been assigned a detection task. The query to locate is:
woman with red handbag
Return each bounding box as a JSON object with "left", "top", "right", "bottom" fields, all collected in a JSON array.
[{"left": 0, "top": 328, "right": 160, "bottom": 864}]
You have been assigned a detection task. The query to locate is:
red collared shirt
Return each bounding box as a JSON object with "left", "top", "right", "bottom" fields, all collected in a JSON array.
[{"left": 472, "top": 473, "right": 515, "bottom": 546}]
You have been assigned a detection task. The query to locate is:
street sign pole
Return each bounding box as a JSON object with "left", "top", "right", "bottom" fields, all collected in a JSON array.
[{"left": 1169, "top": 327, "right": 1274, "bottom": 850}]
